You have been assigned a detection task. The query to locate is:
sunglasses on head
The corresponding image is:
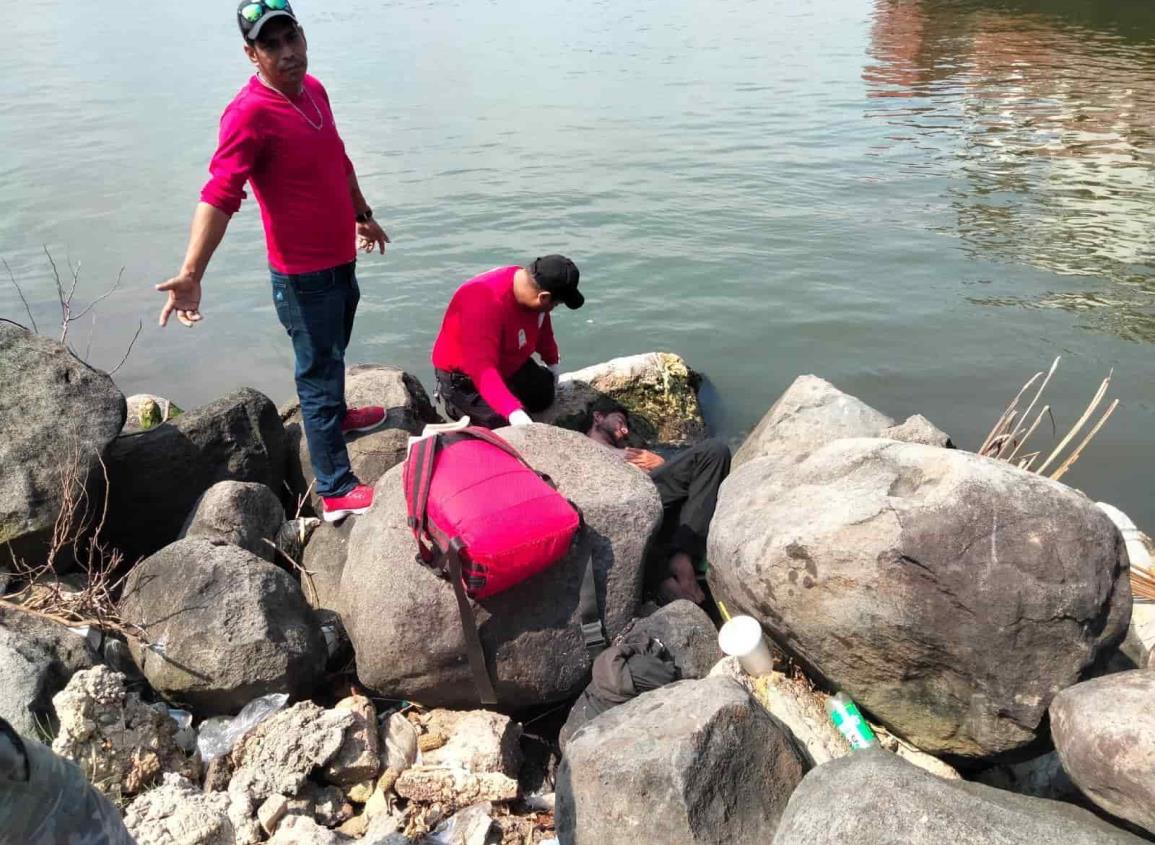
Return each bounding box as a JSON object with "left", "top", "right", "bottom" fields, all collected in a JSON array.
[{"left": 240, "top": 0, "right": 289, "bottom": 24}]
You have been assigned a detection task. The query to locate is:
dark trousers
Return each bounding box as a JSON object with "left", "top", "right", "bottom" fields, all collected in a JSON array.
[
  {"left": 271, "top": 261, "right": 359, "bottom": 498},
  {"left": 651, "top": 438, "right": 732, "bottom": 561},
  {"left": 435, "top": 359, "right": 555, "bottom": 429}
]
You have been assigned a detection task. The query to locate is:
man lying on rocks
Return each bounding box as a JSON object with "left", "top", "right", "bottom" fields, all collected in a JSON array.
[{"left": 584, "top": 397, "right": 731, "bottom": 604}]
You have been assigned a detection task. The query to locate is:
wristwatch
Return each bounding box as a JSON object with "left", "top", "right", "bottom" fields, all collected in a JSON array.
[{"left": 355, "top": 208, "right": 373, "bottom": 224}]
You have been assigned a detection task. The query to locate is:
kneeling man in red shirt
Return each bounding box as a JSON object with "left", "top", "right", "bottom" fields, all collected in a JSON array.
[{"left": 432, "top": 256, "right": 583, "bottom": 428}]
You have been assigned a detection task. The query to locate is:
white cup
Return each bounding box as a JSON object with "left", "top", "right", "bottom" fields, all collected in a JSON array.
[{"left": 718, "top": 615, "right": 775, "bottom": 677}]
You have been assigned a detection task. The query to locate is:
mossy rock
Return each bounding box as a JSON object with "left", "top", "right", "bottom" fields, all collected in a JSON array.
[
  {"left": 537, "top": 352, "right": 706, "bottom": 446},
  {"left": 125, "top": 394, "right": 183, "bottom": 432}
]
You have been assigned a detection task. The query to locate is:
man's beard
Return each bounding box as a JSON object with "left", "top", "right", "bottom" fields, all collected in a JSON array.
[{"left": 596, "top": 421, "right": 625, "bottom": 447}]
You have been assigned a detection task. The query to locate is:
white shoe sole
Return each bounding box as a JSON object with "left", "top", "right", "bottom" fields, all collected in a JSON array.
[{"left": 323, "top": 504, "right": 372, "bottom": 522}]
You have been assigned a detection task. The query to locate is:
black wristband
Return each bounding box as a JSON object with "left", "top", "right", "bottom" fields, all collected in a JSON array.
[{"left": 356, "top": 208, "right": 373, "bottom": 224}]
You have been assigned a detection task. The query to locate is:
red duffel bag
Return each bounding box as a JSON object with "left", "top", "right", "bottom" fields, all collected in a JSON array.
[{"left": 404, "top": 426, "right": 607, "bottom": 703}]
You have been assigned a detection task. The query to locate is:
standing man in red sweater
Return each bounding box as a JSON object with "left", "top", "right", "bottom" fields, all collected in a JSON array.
[
  {"left": 432, "top": 257, "right": 583, "bottom": 428},
  {"left": 156, "top": 0, "right": 391, "bottom": 522}
]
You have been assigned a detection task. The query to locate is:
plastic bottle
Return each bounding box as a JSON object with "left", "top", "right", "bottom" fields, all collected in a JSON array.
[{"left": 825, "top": 692, "right": 878, "bottom": 751}]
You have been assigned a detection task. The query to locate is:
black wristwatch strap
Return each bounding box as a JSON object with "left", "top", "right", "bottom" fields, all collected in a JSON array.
[{"left": 356, "top": 208, "right": 373, "bottom": 224}]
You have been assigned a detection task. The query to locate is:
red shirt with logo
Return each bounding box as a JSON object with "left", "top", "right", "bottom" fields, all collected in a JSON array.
[{"left": 431, "top": 266, "right": 560, "bottom": 419}]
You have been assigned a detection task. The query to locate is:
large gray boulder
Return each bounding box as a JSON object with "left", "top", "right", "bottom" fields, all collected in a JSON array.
[
  {"left": 0, "top": 323, "right": 126, "bottom": 567},
  {"left": 119, "top": 538, "right": 326, "bottom": 716},
  {"left": 283, "top": 364, "right": 440, "bottom": 513},
  {"left": 1050, "top": 670, "right": 1155, "bottom": 835},
  {"left": 340, "top": 424, "right": 662, "bottom": 709},
  {"left": 557, "top": 676, "right": 807, "bottom": 845},
  {"left": 300, "top": 517, "right": 356, "bottom": 614},
  {"left": 732, "top": 374, "right": 894, "bottom": 469},
  {"left": 179, "top": 480, "right": 285, "bottom": 562},
  {"left": 0, "top": 606, "right": 98, "bottom": 737},
  {"left": 535, "top": 352, "right": 705, "bottom": 446},
  {"left": 772, "top": 748, "right": 1146, "bottom": 845},
  {"left": 620, "top": 600, "right": 721, "bottom": 681},
  {"left": 106, "top": 388, "right": 287, "bottom": 561},
  {"left": 708, "top": 437, "right": 1131, "bottom": 759}
]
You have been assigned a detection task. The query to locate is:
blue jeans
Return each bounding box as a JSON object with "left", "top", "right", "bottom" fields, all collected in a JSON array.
[{"left": 271, "top": 261, "right": 360, "bottom": 498}]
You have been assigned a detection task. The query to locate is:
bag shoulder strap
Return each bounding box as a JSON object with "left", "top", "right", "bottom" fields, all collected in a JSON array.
[
  {"left": 445, "top": 538, "right": 498, "bottom": 705},
  {"left": 574, "top": 511, "right": 607, "bottom": 660},
  {"left": 405, "top": 435, "right": 441, "bottom": 563}
]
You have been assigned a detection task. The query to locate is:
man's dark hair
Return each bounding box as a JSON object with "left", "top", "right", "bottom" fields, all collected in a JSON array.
[{"left": 582, "top": 396, "right": 629, "bottom": 433}]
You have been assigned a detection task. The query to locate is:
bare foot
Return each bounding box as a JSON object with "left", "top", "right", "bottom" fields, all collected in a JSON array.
[{"left": 666, "top": 552, "right": 706, "bottom": 604}]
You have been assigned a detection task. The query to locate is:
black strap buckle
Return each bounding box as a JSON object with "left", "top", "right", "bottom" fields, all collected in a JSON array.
[{"left": 581, "top": 620, "right": 607, "bottom": 656}]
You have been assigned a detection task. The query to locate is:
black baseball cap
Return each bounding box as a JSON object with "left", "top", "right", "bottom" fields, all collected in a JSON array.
[
  {"left": 529, "top": 255, "right": 583, "bottom": 309},
  {"left": 237, "top": 0, "right": 298, "bottom": 42}
]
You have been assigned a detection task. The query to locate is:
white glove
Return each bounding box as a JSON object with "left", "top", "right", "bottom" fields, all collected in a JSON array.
[
  {"left": 508, "top": 409, "right": 533, "bottom": 427},
  {"left": 547, "top": 362, "right": 560, "bottom": 385}
]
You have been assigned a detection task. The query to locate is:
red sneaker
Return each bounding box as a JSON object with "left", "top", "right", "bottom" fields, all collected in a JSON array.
[
  {"left": 341, "top": 406, "right": 387, "bottom": 434},
  {"left": 322, "top": 484, "right": 374, "bottom": 522}
]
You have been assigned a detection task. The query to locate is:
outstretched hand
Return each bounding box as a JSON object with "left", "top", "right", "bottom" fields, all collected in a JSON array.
[
  {"left": 156, "top": 272, "right": 203, "bottom": 328},
  {"left": 625, "top": 448, "right": 665, "bottom": 473},
  {"left": 357, "top": 219, "right": 390, "bottom": 254}
]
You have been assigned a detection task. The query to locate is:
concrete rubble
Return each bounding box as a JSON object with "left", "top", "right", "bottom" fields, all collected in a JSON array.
[{"left": 51, "top": 665, "right": 200, "bottom": 803}]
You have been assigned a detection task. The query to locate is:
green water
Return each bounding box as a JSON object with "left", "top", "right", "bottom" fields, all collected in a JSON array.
[{"left": 2, "top": 0, "right": 1154, "bottom": 527}]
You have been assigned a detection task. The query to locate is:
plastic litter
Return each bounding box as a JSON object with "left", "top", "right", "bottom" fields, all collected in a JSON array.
[
  {"left": 825, "top": 692, "right": 878, "bottom": 751},
  {"left": 66, "top": 624, "right": 102, "bottom": 651},
  {"left": 0, "top": 718, "right": 135, "bottom": 845},
  {"left": 167, "top": 709, "right": 196, "bottom": 754},
  {"left": 425, "top": 802, "right": 493, "bottom": 845},
  {"left": 522, "top": 791, "right": 555, "bottom": 812},
  {"left": 407, "top": 415, "right": 471, "bottom": 449},
  {"left": 196, "top": 692, "right": 289, "bottom": 761},
  {"left": 382, "top": 711, "right": 419, "bottom": 771},
  {"left": 717, "top": 615, "right": 774, "bottom": 676}
]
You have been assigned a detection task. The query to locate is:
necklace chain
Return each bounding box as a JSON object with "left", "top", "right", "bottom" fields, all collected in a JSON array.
[{"left": 257, "top": 73, "right": 324, "bottom": 131}]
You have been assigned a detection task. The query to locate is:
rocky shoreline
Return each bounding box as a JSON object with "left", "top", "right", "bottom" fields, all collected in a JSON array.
[{"left": 2, "top": 320, "right": 1154, "bottom": 844}]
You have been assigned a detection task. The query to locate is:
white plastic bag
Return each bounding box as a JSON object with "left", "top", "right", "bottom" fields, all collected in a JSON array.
[
  {"left": 196, "top": 693, "right": 289, "bottom": 761},
  {"left": 426, "top": 802, "right": 493, "bottom": 845}
]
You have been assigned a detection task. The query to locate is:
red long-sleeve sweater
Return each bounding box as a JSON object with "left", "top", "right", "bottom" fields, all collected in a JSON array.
[
  {"left": 431, "top": 266, "right": 560, "bottom": 419},
  {"left": 200, "top": 75, "right": 356, "bottom": 274}
]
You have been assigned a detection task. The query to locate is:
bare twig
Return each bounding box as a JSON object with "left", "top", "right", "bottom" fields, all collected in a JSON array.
[
  {"left": 3, "top": 257, "right": 38, "bottom": 333},
  {"left": 84, "top": 312, "right": 97, "bottom": 363},
  {"left": 3, "top": 445, "right": 145, "bottom": 643},
  {"left": 108, "top": 320, "right": 142, "bottom": 376},
  {"left": 43, "top": 245, "right": 68, "bottom": 341},
  {"left": 65, "top": 257, "right": 82, "bottom": 313},
  {"left": 71, "top": 267, "right": 124, "bottom": 322}
]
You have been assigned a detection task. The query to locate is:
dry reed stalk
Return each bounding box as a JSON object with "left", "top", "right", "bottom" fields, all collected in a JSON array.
[
  {"left": 1049, "top": 399, "right": 1120, "bottom": 483},
  {"left": 1036, "top": 371, "right": 1112, "bottom": 475},
  {"left": 1131, "top": 566, "right": 1155, "bottom": 602},
  {"left": 1015, "top": 451, "right": 1041, "bottom": 469},
  {"left": 980, "top": 370, "right": 1043, "bottom": 456},
  {"left": 997, "top": 357, "right": 1057, "bottom": 461},
  {"left": 1008, "top": 405, "right": 1052, "bottom": 461}
]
